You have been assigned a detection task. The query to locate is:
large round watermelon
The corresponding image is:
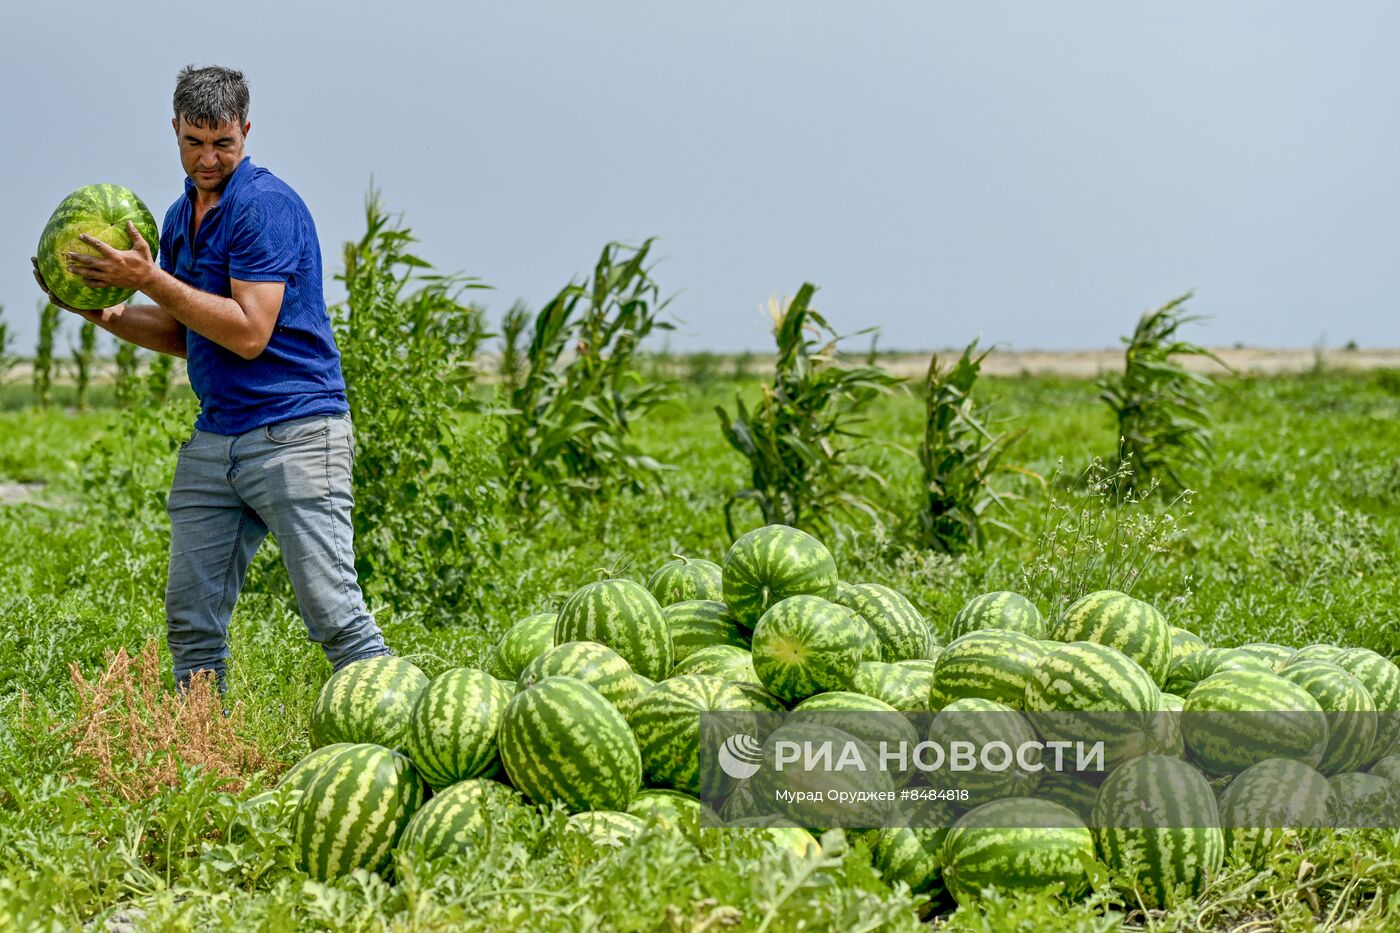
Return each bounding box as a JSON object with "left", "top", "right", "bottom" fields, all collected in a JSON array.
[
  {"left": 670, "top": 644, "right": 759, "bottom": 684},
  {"left": 833, "top": 582, "right": 934, "bottom": 661},
  {"left": 750, "top": 595, "right": 865, "bottom": 702},
  {"left": 1023, "top": 641, "right": 1161, "bottom": 770},
  {"left": 722, "top": 525, "right": 839, "bottom": 630},
  {"left": 516, "top": 640, "right": 640, "bottom": 710},
  {"left": 950, "top": 591, "right": 1046, "bottom": 641},
  {"left": 1090, "top": 754, "right": 1224, "bottom": 909},
  {"left": 1217, "top": 758, "right": 1332, "bottom": 870},
  {"left": 1181, "top": 670, "right": 1329, "bottom": 777},
  {"left": 931, "top": 629, "right": 1046, "bottom": 710},
  {"left": 36, "top": 184, "right": 159, "bottom": 310},
  {"left": 1333, "top": 648, "right": 1400, "bottom": 765},
  {"left": 1053, "top": 590, "right": 1172, "bottom": 685},
  {"left": 485, "top": 613, "right": 557, "bottom": 681},
  {"left": 664, "top": 600, "right": 749, "bottom": 665},
  {"left": 554, "top": 579, "right": 672, "bottom": 681},
  {"left": 308, "top": 656, "right": 429, "bottom": 751},
  {"left": 498, "top": 676, "right": 642, "bottom": 813},
  {"left": 628, "top": 673, "right": 775, "bottom": 797},
  {"left": 1164, "top": 647, "right": 1272, "bottom": 696},
  {"left": 851, "top": 661, "right": 932, "bottom": 711},
  {"left": 927, "top": 698, "right": 1042, "bottom": 803},
  {"left": 403, "top": 668, "right": 512, "bottom": 789},
  {"left": 1275, "top": 659, "right": 1378, "bottom": 775},
  {"left": 647, "top": 557, "right": 724, "bottom": 605},
  {"left": 290, "top": 743, "right": 425, "bottom": 881},
  {"left": 396, "top": 778, "right": 524, "bottom": 861},
  {"left": 941, "top": 798, "right": 1094, "bottom": 904}
]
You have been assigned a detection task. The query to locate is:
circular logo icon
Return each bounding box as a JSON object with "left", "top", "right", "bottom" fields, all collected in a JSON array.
[{"left": 718, "top": 732, "right": 764, "bottom": 780}]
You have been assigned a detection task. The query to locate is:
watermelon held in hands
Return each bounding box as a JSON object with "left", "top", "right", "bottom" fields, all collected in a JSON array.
[{"left": 36, "top": 184, "right": 159, "bottom": 310}]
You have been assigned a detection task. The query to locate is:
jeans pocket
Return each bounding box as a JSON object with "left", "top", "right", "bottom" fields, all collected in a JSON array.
[
  {"left": 178, "top": 430, "right": 199, "bottom": 451},
  {"left": 264, "top": 416, "right": 332, "bottom": 445}
]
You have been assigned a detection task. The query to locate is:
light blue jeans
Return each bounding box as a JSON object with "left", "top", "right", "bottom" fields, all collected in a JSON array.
[{"left": 165, "top": 412, "right": 389, "bottom": 686}]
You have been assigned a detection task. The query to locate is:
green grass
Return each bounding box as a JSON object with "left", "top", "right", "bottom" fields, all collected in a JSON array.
[{"left": 1, "top": 370, "right": 1398, "bottom": 930}]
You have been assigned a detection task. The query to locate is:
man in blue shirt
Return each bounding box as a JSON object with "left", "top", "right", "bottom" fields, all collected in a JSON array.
[{"left": 31, "top": 65, "right": 390, "bottom": 688}]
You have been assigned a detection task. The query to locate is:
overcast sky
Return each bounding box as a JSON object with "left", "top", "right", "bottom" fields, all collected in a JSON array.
[{"left": 3, "top": 1, "right": 1397, "bottom": 353}]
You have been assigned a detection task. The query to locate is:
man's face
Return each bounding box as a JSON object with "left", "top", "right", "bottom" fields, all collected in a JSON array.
[{"left": 173, "top": 115, "right": 249, "bottom": 193}]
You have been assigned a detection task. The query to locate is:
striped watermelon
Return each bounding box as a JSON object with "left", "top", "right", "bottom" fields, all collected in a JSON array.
[
  {"left": 1288, "top": 644, "right": 1347, "bottom": 665},
  {"left": 722, "top": 680, "right": 786, "bottom": 711},
  {"left": 278, "top": 743, "right": 355, "bottom": 793},
  {"left": 1163, "top": 647, "right": 1272, "bottom": 696},
  {"left": 941, "top": 798, "right": 1094, "bottom": 905},
  {"left": 627, "top": 673, "right": 776, "bottom": 797},
  {"left": 1276, "top": 659, "right": 1378, "bottom": 775},
  {"left": 1182, "top": 670, "right": 1329, "bottom": 777},
  {"left": 1333, "top": 648, "right": 1400, "bottom": 764},
  {"left": 1328, "top": 772, "right": 1393, "bottom": 827},
  {"left": 309, "top": 656, "right": 429, "bottom": 751},
  {"left": 852, "top": 661, "right": 931, "bottom": 711},
  {"left": 1217, "top": 758, "right": 1332, "bottom": 870},
  {"left": 833, "top": 582, "right": 935, "bottom": 661},
  {"left": 1090, "top": 754, "right": 1224, "bottom": 908},
  {"left": 290, "top": 743, "right": 425, "bottom": 881},
  {"left": 1238, "top": 642, "right": 1297, "bottom": 671},
  {"left": 36, "top": 184, "right": 160, "bottom": 310},
  {"left": 1151, "top": 692, "right": 1186, "bottom": 758},
  {"left": 627, "top": 788, "right": 722, "bottom": 829},
  {"left": 555, "top": 579, "right": 672, "bottom": 681},
  {"left": 485, "top": 613, "right": 557, "bottom": 681},
  {"left": 853, "top": 614, "right": 883, "bottom": 663},
  {"left": 1169, "top": 626, "right": 1208, "bottom": 665},
  {"left": 564, "top": 810, "right": 649, "bottom": 847},
  {"left": 1054, "top": 590, "right": 1172, "bottom": 685},
  {"left": 722, "top": 525, "right": 839, "bottom": 629},
  {"left": 790, "top": 691, "right": 919, "bottom": 787},
  {"left": 750, "top": 595, "right": 866, "bottom": 702},
  {"left": 718, "top": 779, "right": 759, "bottom": 823},
  {"left": 404, "top": 668, "right": 512, "bottom": 789},
  {"left": 705, "top": 818, "right": 819, "bottom": 858},
  {"left": 664, "top": 600, "right": 748, "bottom": 664},
  {"left": 1024, "top": 641, "right": 1161, "bottom": 770},
  {"left": 670, "top": 644, "right": 759, "bottom": 684},
  {"left": 930, "top": 629, "right": 1046, "bottom": 710},
  {"left": 1034, "top": 771, "right": 1101, "bottom": 823},
  {"left": 950, "top": 591, "right": 1046, "bottom": 641},
  {"left": 873, "top": 825, "right": 950, "bottom": 898},
  {"left": 752, "top": 721, "right": 894, "bottom": 827},
  {"left": 498, "top": 676, "right": 642, "bottom": 813},
  {"left": 517, "top": 640, "right": 640, "bottom": 710},
  {"left": 648, "top": 556, "right": 725, "bottom": 605},
  {"left": 928, "top": 698, "right": 1042, "bottom": 802},
  {"left": 1371, "top": 755, "right": 1400, "bottom": 782},
  {"left": 396, "top": 778, "right": 524, "bottom": 860}
]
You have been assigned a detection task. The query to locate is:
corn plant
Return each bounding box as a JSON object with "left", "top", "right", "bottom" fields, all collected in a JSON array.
[
  {"left": 334, "top": 187, "right": 495, "bottom": 609},
  {"left": 71, "top": 320, "right": 97, "bottom": 412},
  {"left": 917, "top": 339, "right": 1029, "bottom": 553},
  {"left": 715, "top": 283, "right": 900, "bottom": 539},
  {"left": 498, "top": 238, "right": 675, "bottom": 513},
  {"left": 114, "top": 342, "right": 141, "bottom": 409},
  {"left": 1098, "top": 294, "right": 1228, "bottom": 495},
  {"left": 0, "top": 304, "right": 16, "bottom": 387},
  {"left": 34, "top": 300, "right": 61, "bottom": 409},
  {"left": 497, "top": 301, "right": 530, "bottom": 394}
]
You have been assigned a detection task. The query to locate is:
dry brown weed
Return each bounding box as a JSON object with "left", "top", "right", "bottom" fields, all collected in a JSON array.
[{"left": 64, "top": 640, "right": 271, "bottom": 802}]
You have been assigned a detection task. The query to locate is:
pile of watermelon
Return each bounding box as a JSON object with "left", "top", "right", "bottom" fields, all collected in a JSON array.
[{"left": 269, "top": 523, "right": 1400, "bottom": 911}]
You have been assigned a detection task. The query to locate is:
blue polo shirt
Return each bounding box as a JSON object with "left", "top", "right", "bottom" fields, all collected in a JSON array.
[{"left": 158, "top": 157, "right": 349, "bottom": 435}]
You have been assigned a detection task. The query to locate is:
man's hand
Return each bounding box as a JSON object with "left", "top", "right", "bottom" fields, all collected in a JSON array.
[
  {"left": 30, "top": 256, "right": 124, "bottom": 322},
  {"left": 64, "top": 220, "right": 157, "bottom": 293}
]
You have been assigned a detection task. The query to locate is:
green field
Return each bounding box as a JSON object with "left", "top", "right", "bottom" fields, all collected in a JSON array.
[{"left": 2, "top": 367, "right": 1399, "bottom": 931}]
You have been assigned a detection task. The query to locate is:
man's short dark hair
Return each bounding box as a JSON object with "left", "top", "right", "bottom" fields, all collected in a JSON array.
[{"left": 173, "top": 65, "right": 250, "bottom": 128}]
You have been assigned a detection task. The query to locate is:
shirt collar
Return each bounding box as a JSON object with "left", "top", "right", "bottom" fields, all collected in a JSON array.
[{"left": 182, "top": 156, "right": 254, "bottom": 205}]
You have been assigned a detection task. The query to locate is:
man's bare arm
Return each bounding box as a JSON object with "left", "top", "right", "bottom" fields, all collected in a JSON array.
[
  {"left": 97, "top": 303, "right": 188, "bottom": 357},
  {"left": 60, "top": 221, "right": 284, "bottom": 361}
]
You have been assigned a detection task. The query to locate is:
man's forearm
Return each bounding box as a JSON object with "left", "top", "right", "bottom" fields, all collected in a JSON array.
[
  {"left": 97, "top": 303, "right": 187, "bottom": 357},
  {"left": 140, "top": 267, "right": 259, "bottom": 357}
]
